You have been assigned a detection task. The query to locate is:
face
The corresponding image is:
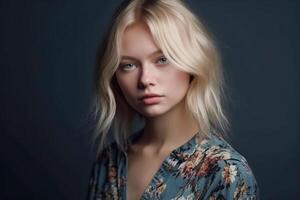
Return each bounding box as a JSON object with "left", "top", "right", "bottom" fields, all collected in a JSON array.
[{"left": 115, "top": 22, "right": 191, "bottom": 118}]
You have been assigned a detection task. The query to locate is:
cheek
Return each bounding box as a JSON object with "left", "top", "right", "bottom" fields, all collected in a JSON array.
[
  {"left": 166, "top": 71, "right": 191, "bottom": 92},
  {"left": 115, "top": 73, "right": 136, "bottom": 100}
]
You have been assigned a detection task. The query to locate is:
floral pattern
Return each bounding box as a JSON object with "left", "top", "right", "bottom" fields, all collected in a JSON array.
[{"left": 88, "top": 132, "right": 259, "bottom": 199}]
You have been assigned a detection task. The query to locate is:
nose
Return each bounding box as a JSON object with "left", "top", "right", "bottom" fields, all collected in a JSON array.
[{"left": 138, "top": 63, "right": 155, "bottom": 89}]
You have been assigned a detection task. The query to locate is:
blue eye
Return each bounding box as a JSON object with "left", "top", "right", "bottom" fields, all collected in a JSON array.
[
  {"left": 120, "top": 63, "right": 136, "bottom": 71},
  {"left": 157, "top": 56, "right": 169, "bottom": 65}
]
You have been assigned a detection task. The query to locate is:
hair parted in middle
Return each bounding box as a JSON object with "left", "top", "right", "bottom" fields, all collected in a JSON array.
[{"left": 92, "top": 0, "right": 230, "bottom": 152}]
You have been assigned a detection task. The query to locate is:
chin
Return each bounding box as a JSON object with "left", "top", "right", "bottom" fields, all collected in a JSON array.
[
  {"left": 140, "top": 112, "right": 162, "bottom": 118},
  {"left": 137, "top": 107, "right": 170, "bottom": 118}
]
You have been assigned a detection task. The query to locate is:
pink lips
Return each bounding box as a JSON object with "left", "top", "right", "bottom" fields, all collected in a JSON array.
[{"left": 139, "top": 94, "right": 163, "bottom": 105}]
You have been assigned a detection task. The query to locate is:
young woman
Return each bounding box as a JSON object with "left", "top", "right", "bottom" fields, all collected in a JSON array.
[{"left": 88, "top": 0, "right": 259, "bottom": 199}]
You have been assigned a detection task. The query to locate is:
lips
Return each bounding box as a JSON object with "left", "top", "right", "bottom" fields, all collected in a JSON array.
[
  {"left": 139, "top": 93, "right": 163, "bottom": 105},
  {"left": 140, "top": 94, "right": 162, "bottom": 99}
]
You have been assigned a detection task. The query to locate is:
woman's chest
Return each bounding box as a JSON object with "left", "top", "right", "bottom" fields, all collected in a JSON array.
[{"left": 126, "top": 153, "right": 168, "bottom": 200}]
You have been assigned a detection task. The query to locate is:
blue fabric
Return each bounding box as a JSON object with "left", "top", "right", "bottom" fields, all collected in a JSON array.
[{"left": 88, "top": 132, "right": 259, "bottom": 199}]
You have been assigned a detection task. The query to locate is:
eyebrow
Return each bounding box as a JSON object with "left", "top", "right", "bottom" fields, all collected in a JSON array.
[{"left": 121, "top": 50, "right": 162, "bottom": 60}]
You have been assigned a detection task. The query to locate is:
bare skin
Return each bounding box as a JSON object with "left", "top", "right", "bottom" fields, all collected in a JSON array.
[
  {"left": 115, "top": 21, "right": 200, "bottom": 200},
  {"left": 127, "top": 99, "right": 199, "bottom": 200}
]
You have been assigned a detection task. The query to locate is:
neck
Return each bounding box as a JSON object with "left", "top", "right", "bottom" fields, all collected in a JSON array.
[{"left": 138, "top": 100, "right": 200, "bottom": 152}]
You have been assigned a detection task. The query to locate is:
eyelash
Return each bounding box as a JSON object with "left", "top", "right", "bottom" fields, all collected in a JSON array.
[
  {"left": 157, "top": 56, "right": 169, "bottom": 65},
  {"left": 119, "top": 56, "right": 169, "bottom": 71},
  {"left": 120, "top": 63, "right": 136, "bottom": 71}
]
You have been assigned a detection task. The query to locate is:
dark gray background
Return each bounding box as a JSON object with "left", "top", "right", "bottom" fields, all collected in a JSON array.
[{"left": 1, "top": 0, "right": 299, "bottom": 199}]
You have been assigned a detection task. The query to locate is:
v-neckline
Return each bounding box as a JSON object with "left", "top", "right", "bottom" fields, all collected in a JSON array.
[{"left": 124, "top": 129, "right": 199, "bottom": 200}]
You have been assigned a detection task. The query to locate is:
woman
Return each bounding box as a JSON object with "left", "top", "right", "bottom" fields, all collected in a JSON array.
[{"left": 88, "top": 0, "right": 259, "bottom": 199}]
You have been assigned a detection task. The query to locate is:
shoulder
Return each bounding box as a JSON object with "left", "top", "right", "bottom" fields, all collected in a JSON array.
[
  {"left": 95, "top": 142, "right": 121, "bottom": 164},
  {"left": 196, "top": 135, "right": 259, "bottom": 199},
  {"left": 90, "top": 141, "right": 125, "bottom": 182},
  {"left": 95, "top": 130, "right": 141, "bottom": 165},
  {"left": 195, "top": 134, "right": 253, "bottom": 164},
  {"left": 87, "top": 142, "right": 125, "bottom": 199}
]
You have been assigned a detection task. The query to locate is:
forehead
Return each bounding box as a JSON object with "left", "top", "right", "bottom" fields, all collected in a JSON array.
[{"left": 120, "top": 22, "right": 161, "bottom": 59}]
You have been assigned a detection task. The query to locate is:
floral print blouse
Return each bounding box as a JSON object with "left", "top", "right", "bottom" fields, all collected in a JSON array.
[{"left": 88, "top": 131, "right": 259, "bottom": 200}]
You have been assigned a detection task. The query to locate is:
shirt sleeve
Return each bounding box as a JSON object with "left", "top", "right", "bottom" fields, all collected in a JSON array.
[
  {"left": 87, "top": 162, "right": 100, "bottom": 200},
  {"left": 203, "top": 158, "right": 259, "bottom": 200},
  {"left": 87, "top": 150, "right": 109, "bottom": 200}
]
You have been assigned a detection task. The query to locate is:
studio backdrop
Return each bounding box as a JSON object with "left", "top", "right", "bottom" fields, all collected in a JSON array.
[{"left": 0, "top": 0, "right": 299, "bottom": 199}]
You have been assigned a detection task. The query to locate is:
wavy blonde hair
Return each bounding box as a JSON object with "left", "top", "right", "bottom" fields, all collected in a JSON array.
[{"left": 91, "top": 0, "right": 230, "bottom": 154}]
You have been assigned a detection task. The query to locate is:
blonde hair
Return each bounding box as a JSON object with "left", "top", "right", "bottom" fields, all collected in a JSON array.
[{"left": 91, "top": 0, "right": 230, "bottom": 154}]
